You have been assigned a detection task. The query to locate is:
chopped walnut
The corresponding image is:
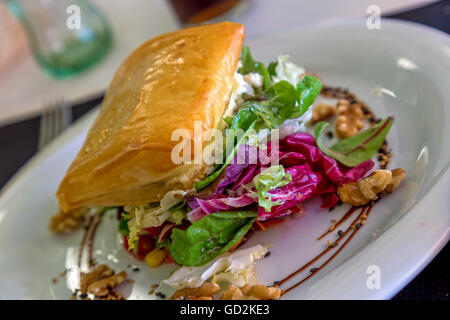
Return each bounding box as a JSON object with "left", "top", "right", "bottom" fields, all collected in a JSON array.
[
  {"left": 358, "top": 170, "right": 392, "bottom": 200},
  {"left": 49, "top": 206, "right": 89, "bottom": 234},
  {"left": 220, "top": 284, "right": 281, "bottom": 300},
  {"left": 310, "top": 103, "right": 337, "bottom": 124},
  {"left": 87, "top": 271, "right": 127, "bottom": 297},
  {"left": 80, "top": 264, "right": 114, "bottom": 294},
  {"left": 169, "top": 282, "right": 221, "bottom": 300},
  {"left": 220, "top": 285, "right": 245, "bottom": 300},
  {"left": 386, "top": 168, "right": 406, "bottom": 193},
  {"left": 334, "top": 99, "right": 364, "bottom": 138},
  {"left": 338, "top": 169, "right": 405, "bottom": 206}
]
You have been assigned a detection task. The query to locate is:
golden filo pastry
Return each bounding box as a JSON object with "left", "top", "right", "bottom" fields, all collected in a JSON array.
[{"left": 57, "top": 22, "right": 245, "bottom": 212}]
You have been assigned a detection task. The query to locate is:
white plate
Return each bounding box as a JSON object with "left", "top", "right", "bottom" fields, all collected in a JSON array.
[{"left": 0, "top": 19, "right": 449, "bottom": 300}]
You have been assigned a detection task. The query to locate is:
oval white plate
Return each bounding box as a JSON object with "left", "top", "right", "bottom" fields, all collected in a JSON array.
[{"left": 0, "top": 19, "right": 449, "bottom": 300}]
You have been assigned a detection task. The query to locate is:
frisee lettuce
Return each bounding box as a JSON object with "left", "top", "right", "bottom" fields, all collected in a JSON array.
[
  {"left": 246, "top": 165, "right": 292, "bottom": 212},
  {"left": 272, "top": 54, "right": 306, "bottom": 87},
  {"left": 124, "top": 191, "right": 187, "bottom": 249}
]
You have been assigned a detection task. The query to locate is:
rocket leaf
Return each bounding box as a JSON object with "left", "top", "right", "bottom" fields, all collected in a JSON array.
[{"left": 314, "top": 117, "right": 393, "bottom": 167}]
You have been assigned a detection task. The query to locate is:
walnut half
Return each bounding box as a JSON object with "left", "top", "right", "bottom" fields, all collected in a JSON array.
[
  {"left": 386, "top": 168, "right": 406, "bottom": 193},
  {"left": 338, "top": 169, "right": 406, "bottom": 206},
  {"left": 334, "top": 99, "right": 364, "bottom": 138},
  {"left": 220, "top": 284, "right": 281, "bottom": 300},
  {"left": 80, "top": 264, "right": 114, "bottom": 294},
  {"left": 87, "top": 271, "right": 127, "bottom": 297},
  {"left": 79, "top": 264, "right": 128, "bottom": 299},
  {"left": 310, "top": 103, "right": 337, "bottom": 124}
]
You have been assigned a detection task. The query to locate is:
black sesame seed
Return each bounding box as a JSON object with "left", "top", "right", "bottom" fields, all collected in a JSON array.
[
  {"left": 310, "top": 268, "right": 318, "bottom": 273},
  {"left": 330, "top": 242, "right": 338, "bottom": 248},
  {"left": 132, "top": 267, "right": 140, "bottom": 272},
  {"left": 355, "top": 223, "right": 362, "bottom": 229},
  {"left": 264, "top": 251, "right": 271, "bottom": 258},
  {"left": 155, "top": 292, "right": 166, "bottom": 299},
  {"left": 273, "top": 281, "right": 281, "bottom": 286},
  {"left": 337, "top": 230, "right": 344, "bottom": 237},
  {"left": 328, "top": 206, "right": 335, "bottom": 212}
]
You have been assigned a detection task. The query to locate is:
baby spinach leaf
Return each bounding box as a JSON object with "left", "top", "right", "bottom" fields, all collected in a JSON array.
[
  {"left": 219, "top": 217, "right": 256, "bottom": 253},
  {"left": 232, "top": 80, "right": 297, "bottom": 130},
  {"left": 267, "top": 61, "right": 278, "bottom": 77},
  {"left": 295, "top": 75, "right": 322, "bottom": 117},
  {"left": 239, "top": 46, "right": 271, "bottom": 89},
  {"left": 314, "top": 117, "right": 393, "bottom": 167},
  {"left": 169, "top": 215, "right": 256, "bottom": 266}
]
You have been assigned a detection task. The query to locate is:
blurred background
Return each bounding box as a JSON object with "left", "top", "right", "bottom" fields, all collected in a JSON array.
[{"left": 0, "top": 0, "right": 448, "bottom": 299}]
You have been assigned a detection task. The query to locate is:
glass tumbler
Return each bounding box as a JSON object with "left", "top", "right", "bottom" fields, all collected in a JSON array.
[{"left": 4, "top": 0, "right": 113, "bottom": 78}]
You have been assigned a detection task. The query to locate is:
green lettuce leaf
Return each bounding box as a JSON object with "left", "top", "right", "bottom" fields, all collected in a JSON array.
[
  {"left": 314, "top": 117, "right": 393, "bottom": 167},
  {"left": 246, "top": 165, "right": 292, "bottom": 212},
  {"left": 118, "top": 214, "right": 130, "bottom": 236},
  {"left": 169, "top": 214, "right": 256, "bottom": 266}
]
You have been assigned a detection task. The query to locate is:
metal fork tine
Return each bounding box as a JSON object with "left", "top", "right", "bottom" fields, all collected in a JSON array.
[
  {"left": 38, "top": 99, "right": 73, "bottom": 150},
  {"left": 38, "top": 105, "right": 49, "bottom": 150},
  {"left": 47, "top": 105, "right": 55, "bottom": 147},
  {"left": 54, "top": 103, "right": 61, "bottom": 139}
]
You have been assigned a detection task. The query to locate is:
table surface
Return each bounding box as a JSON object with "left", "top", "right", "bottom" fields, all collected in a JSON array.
[{"left": 0, "top": 0, "right": 449, "bottom": 300}]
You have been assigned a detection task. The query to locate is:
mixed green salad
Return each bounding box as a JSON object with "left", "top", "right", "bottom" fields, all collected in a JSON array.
[{"left": 116, "top": 47, "right": 393, "bottom": 288}]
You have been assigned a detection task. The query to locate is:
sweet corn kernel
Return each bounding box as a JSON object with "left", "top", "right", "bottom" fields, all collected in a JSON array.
[{"left": 145, "top": 248, "right": 167, "bottom": 267}]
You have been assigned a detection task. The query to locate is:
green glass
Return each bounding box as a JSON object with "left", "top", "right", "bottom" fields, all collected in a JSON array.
[{"left": 4, "top": 0, "right": 113, "bottom": 78}]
